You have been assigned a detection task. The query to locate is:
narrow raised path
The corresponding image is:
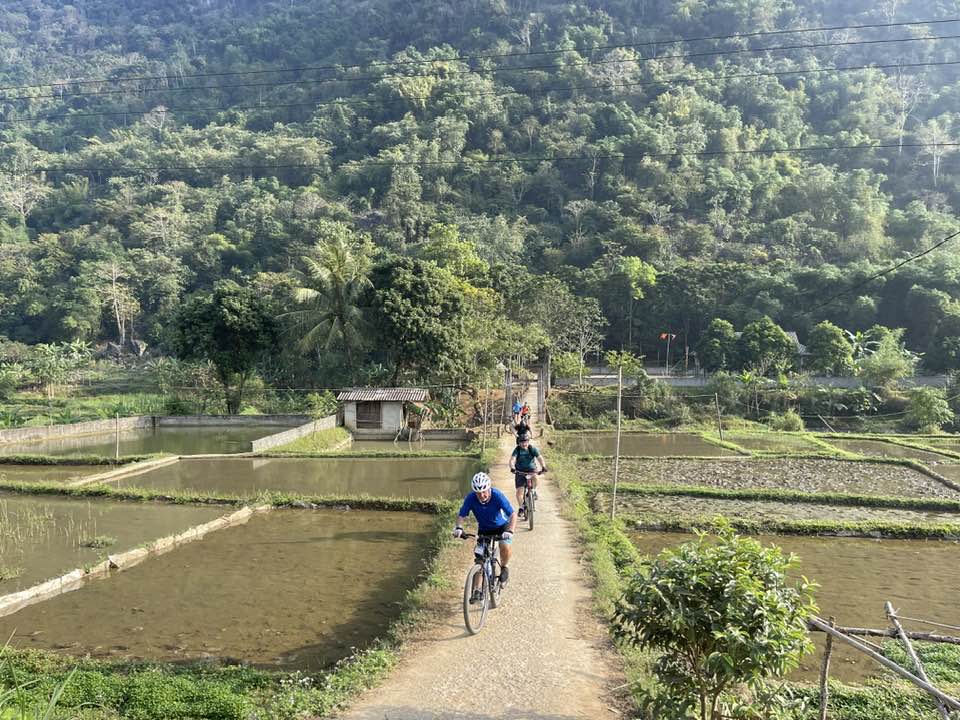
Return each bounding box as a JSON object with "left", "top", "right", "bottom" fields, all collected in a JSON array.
[{"left": 336, "top": 386, "right": 621, "bottom": 720}]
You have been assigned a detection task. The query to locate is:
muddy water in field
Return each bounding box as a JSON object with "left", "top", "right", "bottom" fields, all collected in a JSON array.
[
  {"left": 0, "top": 425, "right": 298, "bottom": 457},
  {"left": 724, "top": 433, "right": 821, "bottom": 453},
  {"left": 0, "top": 509, "right": 432, "bottom": 670},
  {"left": 348, "top": 439, "right": 471, "bottom": 452},
  {"left": 555, "top": 432, "right": 735, "bottom": 457},
  {"left": 0, "top": 464, "right": 106, "bottom": 484},
  {"left": 605, "top": 493, "right": 960, "bottom": 525},
  {"left": 115, "top": 456, "right": 477, "bottom": 499},
  {"left": 0, "top": 494, "right": 224, "bottom": 592},
  {"left": 581, "top": 458, "right": 960, "bottom": 498},
  {"left": 825, "top": 438, "right": 950, "bottom": 463},
  {"left": 628, "top": 531, "right": 960, "bottom": 683}
]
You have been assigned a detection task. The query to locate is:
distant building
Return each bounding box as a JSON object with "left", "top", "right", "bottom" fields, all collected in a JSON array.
[{"left": 336, "top": 388, "right": 430, "bottom": 434}]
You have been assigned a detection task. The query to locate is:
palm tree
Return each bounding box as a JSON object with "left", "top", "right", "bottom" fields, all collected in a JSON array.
[{"left": 285, "top": 223, "right": 373, "bottom": 377}]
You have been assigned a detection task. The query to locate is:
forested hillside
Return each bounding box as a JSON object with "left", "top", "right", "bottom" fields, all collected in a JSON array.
[{"left": 1, "top": 0, "right": 959, "bottom": 385}]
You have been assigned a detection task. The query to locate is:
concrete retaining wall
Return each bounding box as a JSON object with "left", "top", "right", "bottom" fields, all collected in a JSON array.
[
  {"left": 249, "top": 414, "right": 337, "bottom": 452},
  {"left": 69, "top": 455, "right": 181, "bottom": 487},
  {"left": 0, "top": 504, "right": 271, "bottom": 619},
  {"left": 0, "top": 416, "right": 150, "bottom": 445},
  {"left": 154, "top": 414, "right": 310, "bottom": 428},
  {"left": 0, "top": 414, "right": 312, "bottom": 449}
]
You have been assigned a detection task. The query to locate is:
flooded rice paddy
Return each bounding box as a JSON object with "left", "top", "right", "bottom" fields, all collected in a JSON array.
[
  {"left": 0, "top": 509, "right": 433, "bottom": 670},
  {"left": 604, "top": 493, "right": 960, "bottom": 525},
  {"left": 0, "top": 464, "right": 107, "bottom": 484},
  {"left": 823, "top": 438, "right": 951, "bottom": 463},
  {"left": 723, "top": 432, "right": 822, "bottom": 453},
  {"left": 554, "top": 432, "right": 736, "bottom": 457},
  {"left": 348, "top": 438, "right": 472, "bottom": 452},
  {"left": 0, "top": 494, "right": 224, "bottom": 592},
  {"left": 115, "top": 456, "right": 478, "bottom": 498},
  {"left": 0, "top": 424, "right": 298, "bottom": 458},
  {"left": 627, "top": 531, "right": 960, "bottom": 683},
  {"left": 580, "top": 458, "right": 960, "bottom": 498}
]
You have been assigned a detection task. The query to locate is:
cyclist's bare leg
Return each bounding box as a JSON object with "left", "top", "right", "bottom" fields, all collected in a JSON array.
[{"left": 498, "top": 542, "right": 511, "bottom": 569}]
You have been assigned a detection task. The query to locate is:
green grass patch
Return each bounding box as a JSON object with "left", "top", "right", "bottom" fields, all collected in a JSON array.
[
  {"left": 266, "top": 427, "right": 351, "bottom": 453},
  {"left": 788, "top": 681, "right": 956, "bottom": 720},
  {"left": 0, "top": 453, "right": 159, "bottom": 466}
]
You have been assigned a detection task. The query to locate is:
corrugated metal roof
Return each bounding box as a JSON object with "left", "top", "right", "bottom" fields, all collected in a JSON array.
[{"left": 336, "top": 388, "right": 430, "bottom": 402}]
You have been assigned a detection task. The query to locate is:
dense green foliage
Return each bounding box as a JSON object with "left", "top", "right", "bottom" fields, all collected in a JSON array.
[{"left": 1, "top": 0, "right": 960, "bottom": 384}]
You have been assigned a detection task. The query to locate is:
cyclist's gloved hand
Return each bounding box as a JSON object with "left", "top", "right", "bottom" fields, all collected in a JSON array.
[
  {"left": 501, "top": 530, "right": 513, "bottom": 542},
  {"left": 452, "top": 526, "right": 464, "bottom": 538}
]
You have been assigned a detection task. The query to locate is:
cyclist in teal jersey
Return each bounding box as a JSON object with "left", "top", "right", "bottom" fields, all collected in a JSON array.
[{"left": 509, "top": 433, "right": 547, "bottom": 518}]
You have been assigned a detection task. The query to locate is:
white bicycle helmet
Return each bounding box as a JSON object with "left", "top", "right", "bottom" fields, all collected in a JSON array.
[{"left": 471, "top": 471, "right": 492, "bottom": 492}]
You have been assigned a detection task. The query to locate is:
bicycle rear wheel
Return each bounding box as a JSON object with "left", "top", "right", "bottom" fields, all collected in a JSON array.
[{"left": 463, "top": 563, "right": 489, "bottom": 634}]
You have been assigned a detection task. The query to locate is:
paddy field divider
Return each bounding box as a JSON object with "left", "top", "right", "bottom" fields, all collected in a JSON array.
[{"left": 0, "top": 503, "right": 271, "bottom": 619}]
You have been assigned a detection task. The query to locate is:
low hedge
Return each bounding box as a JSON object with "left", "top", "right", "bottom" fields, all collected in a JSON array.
[
  {"left": 0, "top": 479, "right": 452, "bottom": 513},
  {"left": 587, "top": 482, "right": 960, "bottom": 512},
  {"left": 626, "top": 514, "right": 960, "bottom": 540}
]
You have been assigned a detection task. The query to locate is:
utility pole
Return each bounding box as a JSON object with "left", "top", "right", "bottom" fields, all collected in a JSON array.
[{"left": 611, "top": 364, "right": 623, "bottom": 520}]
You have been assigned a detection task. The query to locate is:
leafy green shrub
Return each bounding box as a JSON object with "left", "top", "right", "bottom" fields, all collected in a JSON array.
[
  {"left": 857, "top": 329, "right": 917, "bottom": 389},
  {"left": 305, "top": 391, "right": 337, "bottom": 418},
  {"left": 905, "top": 387, "right": 954, "bottom": 432},
  {"left": 614, "top": 525, "right": 816, "bottom": 720},
  {"left": 768, "top": 410, "right": 804, "bottom": 432},
  {"left": 705, "top": 371, "right": 742, "bottom": 413}
]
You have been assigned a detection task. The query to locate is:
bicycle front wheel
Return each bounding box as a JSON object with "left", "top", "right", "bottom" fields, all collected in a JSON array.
[
  {"left": 526, "top": 489, "right": 535, "bottom": 531},
  {"left": 463, "top": 563, "right": 489, "bottom": 634}
]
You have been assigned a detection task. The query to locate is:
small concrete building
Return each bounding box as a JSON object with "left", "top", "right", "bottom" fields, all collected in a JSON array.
[{"left": 337, "top": 388, "right": 430, "bottom": 434}]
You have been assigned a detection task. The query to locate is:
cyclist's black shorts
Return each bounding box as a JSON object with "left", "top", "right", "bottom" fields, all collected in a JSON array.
[
  {"left": 514, "top": 470, "right": 536, "bottom": 488},
  {"left": 476, "top": 525, "right": 508, "bottom": 539}
]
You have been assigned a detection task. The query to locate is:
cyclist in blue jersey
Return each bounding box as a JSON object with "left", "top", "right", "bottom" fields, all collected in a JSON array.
[
  {"left": 512, "top": 397, "right": 523, "bottom": 424},
  {"left": 509, "top": 433, "right": 546, "bottom": 519},
  {"left": 453, "top": 472, "right": 517, "bottom": 600}
]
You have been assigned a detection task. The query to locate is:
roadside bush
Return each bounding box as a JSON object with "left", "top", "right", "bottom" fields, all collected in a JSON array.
[
  {"left": 768, "top": 410, "right": 804, "bottom": 432},
  {"left": 305, "top": 391, "right": 337, "bottom": 418},
  {"left": 705, "top": 371, "right": 741, "bottom": 413},
  {"left": 905, "top": 387, "right": 954, "bottom": 432},
  {"left": 614, "top": 525, "right": 816, "bottom": 720}
]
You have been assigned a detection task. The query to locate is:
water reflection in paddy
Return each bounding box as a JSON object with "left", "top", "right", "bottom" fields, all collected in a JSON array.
[
  {"left": 0, "top": 509, "right": 433, "bottom": 670},
  {"left": 0, "top": 494, "right": 225, "bottom": 592},
  {"left": 825, "top": 438, "right": 950, "bottom": 464},
  {"left": 555, "top": 432, "right": 735, "bottom": 457},
  {"left": 0, "top": 425, "right": 298, "bottom": 457},
  {"left": 0, "top": 464, "right": 106, "bottom": 484},
  {"left": 115, "top": 456, "right": 477, "bottom": 498},
  {"left": 628, "top": 531, "right": 960, "bottom": 683}
]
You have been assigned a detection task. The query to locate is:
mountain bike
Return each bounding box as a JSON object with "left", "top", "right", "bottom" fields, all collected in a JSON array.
[
  {"left": 459, "top": 532, "right": 503, "bottom": 634},
  {"left": 519, "top": 470, "right": 543, "bottom": 531}
]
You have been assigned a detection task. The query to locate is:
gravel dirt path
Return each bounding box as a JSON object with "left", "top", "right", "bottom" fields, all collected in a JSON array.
[{"left": 335, "top": 389, "right": 622, "bottom": 720}]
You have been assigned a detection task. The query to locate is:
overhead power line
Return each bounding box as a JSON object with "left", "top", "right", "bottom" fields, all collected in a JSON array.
[
  {"left": 3, "top": 32, "right": 957, "bottom": 102},
  {"left": 4, "top": 58, "right": 958, "bottom": 127},
  {"left": 27, "top": 141, "right": 958, "bottom": 175},
  {"left": 803, "top": 229, "right": 960, "bottom": 315},
  {"left": 0, "top": 16, "right": 955, "bottom": 93}
]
